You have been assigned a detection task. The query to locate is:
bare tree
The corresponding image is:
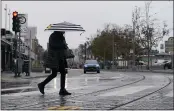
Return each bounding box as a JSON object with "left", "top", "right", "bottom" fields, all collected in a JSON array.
[{"left": 133, "top": 1, "right": 169, "bottom": 69}]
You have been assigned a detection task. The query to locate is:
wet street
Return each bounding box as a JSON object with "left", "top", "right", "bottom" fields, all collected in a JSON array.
[{"left": 1, "top": 69, "right": 173, "bottom": 110}]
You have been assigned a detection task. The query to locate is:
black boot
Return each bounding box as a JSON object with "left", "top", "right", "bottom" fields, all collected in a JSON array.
[
  {"left": 38, "top": 69, "right": 58, "bottom": 94},
  {"left": 59, "top": 73, "right": 71, "bottom": 95},
  {"left": 59, "top": 88, "right": 71, "bottom": 95},
  {"left": 38, "top": 83, "right": 45, "bottom": 95}
]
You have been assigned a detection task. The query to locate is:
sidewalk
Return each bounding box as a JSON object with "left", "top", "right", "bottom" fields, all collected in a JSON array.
[
  {"left": 101, "top": 68, "right": 173, "bottom": 74},
  {"left": 1, "top": 71, "right": 50, "bottom": 83}
]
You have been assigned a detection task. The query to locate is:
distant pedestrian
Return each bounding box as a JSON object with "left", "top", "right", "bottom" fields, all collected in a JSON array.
[
  {"left": 38, "top": 31, "right": 71, "bottom": 95},
  {"left": 16, "top": 54, "right": 24, "bottom": 77},
  {"left": 23, "top": 60, "right": 30, "bottom": 76}
]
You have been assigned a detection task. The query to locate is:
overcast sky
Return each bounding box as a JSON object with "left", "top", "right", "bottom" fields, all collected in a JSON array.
[{"left": 1, "top": 1, "right": 173, "bottom": 50}]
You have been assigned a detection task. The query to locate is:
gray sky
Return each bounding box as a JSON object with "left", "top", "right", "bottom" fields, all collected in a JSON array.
[{"left": 2, "top": 1, "right": 173, "bottom": 50}]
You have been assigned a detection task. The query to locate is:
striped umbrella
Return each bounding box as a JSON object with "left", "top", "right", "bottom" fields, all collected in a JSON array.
[{"left": 45, "top": 21, "right": 85, "bottom": 32}]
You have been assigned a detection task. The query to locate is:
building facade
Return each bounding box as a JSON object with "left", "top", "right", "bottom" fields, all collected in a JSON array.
[
  {"left": 1, "top": 27, "right": 44, "bottom": 71},
  {"left": 165, "top": 37, "right": 174, "bottom": 54}
]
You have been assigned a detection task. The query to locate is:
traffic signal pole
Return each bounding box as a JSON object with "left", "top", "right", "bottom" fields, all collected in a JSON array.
[
  {"left": 12, "top": 11, "right": 21, "bottom": 77},
  {"left": 14, "top": 32, "right": 18, "bottom": 77},
  {"left": 85, "top": 43, "right": 87, "bottom": 61}
]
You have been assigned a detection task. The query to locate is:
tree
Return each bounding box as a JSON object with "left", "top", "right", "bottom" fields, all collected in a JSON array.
[
  {"left": 133, "top": 2, "right": 169, "bottom": 53},
  {"left": 90, "top": 23, "right": 143, "bottom": 61},
  {"left": 132, "top": 2, "right": 169, "bottom": 69}
]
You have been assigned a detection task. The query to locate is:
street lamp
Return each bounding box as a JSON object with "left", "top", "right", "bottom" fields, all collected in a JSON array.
[
  {"left": 4, "top": 4, "right": 7, "bottom": 33},
  {"left": 112, "top": 29, "right": 117, "bottom": 69}
]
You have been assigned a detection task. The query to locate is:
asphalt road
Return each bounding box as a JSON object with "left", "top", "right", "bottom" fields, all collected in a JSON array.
[{"left": 1, "top": 69, "right": 173, "bottom": 110}]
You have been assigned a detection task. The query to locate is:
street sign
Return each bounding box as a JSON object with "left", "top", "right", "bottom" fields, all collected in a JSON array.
[
  {"left": 19, "top": 16, "right": 26, "bottom": 24},
  {"left": 18, "top": 14, "right": 28, "bottom": 37}
]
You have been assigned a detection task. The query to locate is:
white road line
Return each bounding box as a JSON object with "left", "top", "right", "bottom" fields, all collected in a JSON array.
[
  {"left": 99, "top": 86, "right": 154, "bottom": 97},
  {"left": 1, "top": 86, "right": 34, "bottom": 91},
  {"left": 165, "top": 91, "right": 173, "bottom": 97},
  {"left": 1, "top": 88, "right": 58, "bottom": 96},
  {"left": 111, "top": 76, "right": 123, "bottom": 79},
  {"left": 1, "top": 86, "right": 92, "bottom": 97},
  {"left": 1, "top": 74, "right": 124, "bottom": 97}
]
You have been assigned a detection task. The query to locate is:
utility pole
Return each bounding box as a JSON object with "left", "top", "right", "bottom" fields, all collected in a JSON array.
[
  {"left": 145, "top": 2, "right": 150, "bottom": 70},
  {"left": 132, "top": 7, "right": 137, "bottom": 71},
  {"left": 14, "top": 32, "right": 18, "bottom": 77},
  {"left": 85, "top": 43, "right": 87, "bottom": 61},
  {"left": 8, "top": 9, "right": 11, "bottom": 31},
  {"left": 132, "top": 23, "right": 136, "bottom": 71},
  {"left": 8, "top": 9, "right": 13, "bottom": 66},
  {"left": 104, "top": 48, "right": 106, "bottom": 67},
  {"left": 4, "top": 4, "right": 7, "bottom": 35},
  {"left": 4, "top": 4, "right": 8, "bottom": 71},
  {"left": 112, "top": 30, "right": 115, "bottom": 69},
  {"left": 28, "top": 29, "right": 32, "bottom": 76}
]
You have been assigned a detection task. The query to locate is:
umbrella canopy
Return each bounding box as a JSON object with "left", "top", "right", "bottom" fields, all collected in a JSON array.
[{"left": 45, "top": 21, "right": 85, "bottom": 32}]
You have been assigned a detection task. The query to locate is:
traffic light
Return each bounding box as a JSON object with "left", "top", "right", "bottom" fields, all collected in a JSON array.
[{"left": 12, "top": 11, "right": 21, "bottom": 32}]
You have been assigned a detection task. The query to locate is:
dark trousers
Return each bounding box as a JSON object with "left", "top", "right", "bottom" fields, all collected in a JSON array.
[{"left": 41, "top": 59, "right": 67, "bottom": 89}]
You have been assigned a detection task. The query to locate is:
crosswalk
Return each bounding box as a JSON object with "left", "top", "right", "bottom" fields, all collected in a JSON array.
[
  {"left": 1, "top": 86, "right": 34, "bottom": 92},
  {"left": 2, "top": 86, "right": 173, "bottom": 100}
]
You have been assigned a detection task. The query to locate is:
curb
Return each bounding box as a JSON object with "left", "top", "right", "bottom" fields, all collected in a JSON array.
[
  {"left": 101, "top": 69, "right": 173, "bottom": 74},
  {"left": 151, "top": 71, "right": 173, "bottom": 74},
  {"left": 21, "top": 74, "right": 50, "bottom": 79}
]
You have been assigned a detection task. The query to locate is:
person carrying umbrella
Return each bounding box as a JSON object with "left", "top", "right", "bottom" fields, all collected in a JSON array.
[{"left": 38, "top": 31, "right": 71, "bottom": 95}]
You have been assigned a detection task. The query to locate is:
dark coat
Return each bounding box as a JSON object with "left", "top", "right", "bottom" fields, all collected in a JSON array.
[
  {"left": 43, "top": 50, "right": 68, "bottom": 68},
  {"left": 23, "top": 60, "right": 29, "bottom": 73},
  {"left": 44, "top": 31, "right": 68, "bottom": 69}
]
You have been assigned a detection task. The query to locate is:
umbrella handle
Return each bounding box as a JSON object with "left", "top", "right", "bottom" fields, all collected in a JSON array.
[{"left": 80, "top": 31, "right": 85, "bottom": 36}]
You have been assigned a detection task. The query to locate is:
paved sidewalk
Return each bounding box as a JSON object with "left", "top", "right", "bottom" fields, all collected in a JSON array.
[
  {"left": 1, "top": 71, "right": 50, "bottom": 83},
  {"left": 102, "top": 68, "right": 173, "bottom": 74}
]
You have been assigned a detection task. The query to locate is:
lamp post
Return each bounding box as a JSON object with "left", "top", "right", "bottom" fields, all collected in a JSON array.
[
  {"left": 4, "top": 4, "right": 7, "bottom": 33},
  {"left": 84, "top": 43, "right": 87, "bottom": 61},
  {"left": 112, "top": 29, "right": 116, "bottom": 69},
  {"left": 131, "top": 6, "right": 139, "bottom": 71}
]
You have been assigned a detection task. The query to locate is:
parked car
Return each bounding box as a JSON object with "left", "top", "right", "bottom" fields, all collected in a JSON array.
[
  {"left": 84, "top": 60, "right": 100, "bottom": 74},
  {"left": 153, "top": 60, "right": 169, "bottom": 66},
  {"left": 45, "top": 67, "right": 51, "bottom": 73},
  {"left": 164, "top": 61, "right": 172, "bottom": 69},
  {"left": 136, "top": 61, "right": 147, "bottom": 66}
]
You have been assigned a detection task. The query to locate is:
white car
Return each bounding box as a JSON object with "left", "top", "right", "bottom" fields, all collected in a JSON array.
[{"left": 153, "top": 60, "right": 170, "bottom": 66}]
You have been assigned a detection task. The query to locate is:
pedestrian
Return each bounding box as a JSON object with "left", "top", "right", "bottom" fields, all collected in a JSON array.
[
  {"left": 17, "top": 54, "right": 24, "bottom": 77},
  {"left": 38, "top": 31, "right": 71, "bottom": 95},
  {"left": 23, "top": 60, "right": 29, "bottom": 76}
]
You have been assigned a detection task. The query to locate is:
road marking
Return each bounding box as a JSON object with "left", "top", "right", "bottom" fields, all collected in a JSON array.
[
  {"left": 165, "top": 91, "right": 173, "bottom": 97},
  {"left": 1, "top": 86, "right": 34, "bottom": 91},
  {"left": 1, "top": 88, "right": 59, "bottom": 96},
  {"left": 68, "top": 86, "right": 92, "bottom": 90},
  {"left": 1, "top": 75, "right": 124, "bottom": 96},
  {"left": 99, "top": 86, "right": 154, "bottom": 97},
  {"left": 48, "top": 106, "right": 81, "bottom": 110}
]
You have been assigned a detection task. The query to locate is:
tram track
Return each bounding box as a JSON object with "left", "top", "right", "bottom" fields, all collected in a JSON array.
[
  {"left": 109, "top": 77, "right": 172, "bottom": 110},
  {"left": 13, "top": 73, "right": 146, "bottom": 109}
]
